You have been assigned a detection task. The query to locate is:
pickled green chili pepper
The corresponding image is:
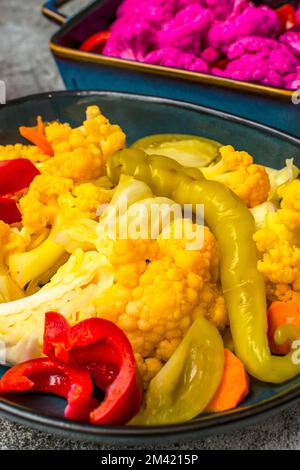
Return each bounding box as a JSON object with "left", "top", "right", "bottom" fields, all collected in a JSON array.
[
  {"left": 131, "top": 134, "right": 221, "bottom": 168},
  {"left": 274, "top": 324, "right": 300, "bottom": 349},
  {"left": 107, "top": 149, "right": 300, "bottom": 384},
  {"left": 130, "top": 317, "right": 224, "bottom": 425}
]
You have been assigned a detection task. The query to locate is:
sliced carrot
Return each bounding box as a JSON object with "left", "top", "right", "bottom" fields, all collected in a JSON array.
[
  {"left": 268, "top": 301, "right": 300, "bottom": 355},
  {"left": 36, "top": 115, "right": 46, "bottom": 136},
  {"left": 19, "top": 126, "right": 53, "bottom": 156},
  {"left": 206, "top": 348, "right": 249, "bottom": 413}
]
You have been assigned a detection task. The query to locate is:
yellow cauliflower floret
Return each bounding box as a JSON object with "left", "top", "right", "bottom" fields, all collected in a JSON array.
[
  {"left": 0, "top": 222, "right": 27, "bottom": 258},
  {"left": 13, "top": 172, "right": 114, "bottom": 290},
  {"left": 40, "top": 147, "right": 103, "bottom": 183},
  {"left": 0, "top": 106, "right": 125, "bottom": 182},
  {"left": 266, "top": 283, "right": 300, "bottom": 305},
  {"left": 94, "top": 220, "right": 227, "bottom": 387},
  {"left": 254, "top": 180, "right": 300, "bottom": 306},
  {"left": 255, "top": 217, "right": 299, "bottom": 289},
  {"left": 0, "top": 144, "right": 48, "bottom": 163},
  {"left": 134, "top": 353, "right": 164, "bottom": 384},
  {"left": 19, "top": 174, "right": 74, "bottom": 235},
  {"left": 202, "top": 145, "right": 270, "bottom": 207},
  {"left": 58, "top": 182, "right": 113, "bottom": 221},
  {"left": 19, "top": 174, "right": 114, "bottom": 237},
  {"left": 277, "top": 180, "right": 300, "bottom": 230},
  {"left": 42, "top": 106, "right": 125, "bottom": 182},
  {"left": 44, "top": 122, "right": 72, "bottom": 148}
]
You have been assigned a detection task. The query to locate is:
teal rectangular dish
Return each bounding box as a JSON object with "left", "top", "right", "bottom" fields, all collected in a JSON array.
[{"left": 42, "top": 0, "right": 300, "bottom": 138}]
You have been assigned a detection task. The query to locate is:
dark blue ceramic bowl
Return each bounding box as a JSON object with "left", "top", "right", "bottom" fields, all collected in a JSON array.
[{"left": 0, "top": 91, "right": 300, "bottom": 445}]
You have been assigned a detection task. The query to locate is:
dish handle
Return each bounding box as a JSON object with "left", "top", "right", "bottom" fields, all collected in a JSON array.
[{"left": 41, "top": 0, "right": 73, "bottom": 25}]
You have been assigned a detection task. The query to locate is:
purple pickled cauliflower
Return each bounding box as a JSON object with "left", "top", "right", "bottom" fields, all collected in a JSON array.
[
  {"left": 203, "top": 0, "right": 248, "bottom": 20},
  {"left": 157, "top": 4, "right": 212, "bottom": 55},
  {"left": 280, "top": 32, "right": 300, "bottom": 58},
  {"left": 207, "top": 5, "right": 280, "bottom": 52},
  {"left": 215, "top": 36, "right": 300, "bottom": 89},
  {"left": 103, "top": 21, "right": 156, "bottom": 60},
  {"left": 101, "top": 0, "right": 300, "bottom": 91},
  {"left": 114, "top": 0, "right": 176, "bottom": 27},
  {"left": 175, "top": 0, "right": 247, "bottom": 20},
  {"left": 284, "top": 67, "right": 300, "bottom": 89},
  {"left": 175, "top": 0, "right": 197, "bottom": 12},
  {"left": 104, "top": 0, "right": 177, "bottom": 59},
  {"left": 145, "top": 47, "right": 209, "bottom": 73}
]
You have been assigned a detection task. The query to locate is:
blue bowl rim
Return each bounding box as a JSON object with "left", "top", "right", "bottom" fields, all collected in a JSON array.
[
  {"left": 48, "top": 0, "right": 295, "bottom": 100},
  {"left": 0, "top": 89, "right": 300, "bottom": 443},
  {"left": 3, "top": 90, "right": 300, "bottom": 146}
]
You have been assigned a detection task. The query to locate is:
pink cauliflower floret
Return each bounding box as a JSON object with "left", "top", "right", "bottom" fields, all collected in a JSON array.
[
  {"left": 145, "top": 47, "right": 209, "bottom": 73},
  {"left": 216, "top": 55, "right": 284, "bottom": 88},
  {"left": 207, "top": 5, "right": 280, "bottom": 52},
  {"left": 103, "top": 21, "right": 156, "bottom": 61},
  {"left": 228, "top": 36, "right": 299, "bottom": 73},
  {"left": 115, "top": 0, "right": 139, "bottom": 17},
  {"left": 284, "top": 66, "right": 300, "bottom": 89},
  {"left": 157, "top": 4, "right": 212, "bottom": 56},
  {"left": 204, "top": 0, "right": 248, "bottom": 20},
  {"left": 115, "top": 0, "right": 176, "bottom": 27},
  {"left": 217, "top": 36, "right": 300, "bottom": 89},
  {"left": 175, "top": 0, "right": 197, "bottom": 11},
  {"left": 176, "top": 0, "right": 247, "bottom": 20},
  {"left": 280, "top": 32, "right": 300, "bottom": 58},
  {"left": 227, "top": 36, "right": 279, "bottom": 58}
]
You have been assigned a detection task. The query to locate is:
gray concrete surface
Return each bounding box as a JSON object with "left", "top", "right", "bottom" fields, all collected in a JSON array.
[{"left": 0, "top": 0, "right": 299, "bottom": 451}]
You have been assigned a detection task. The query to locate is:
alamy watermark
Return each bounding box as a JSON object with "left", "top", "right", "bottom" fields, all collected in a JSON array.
[
  {"left": 291, "top": 340, "right": 300, "bottom": 365},
  {"left": 96, "top": 196, "right": 205, "bottom": 250},
  {"left": 292, "top": 80, "right": 300, "bottom": 105}
]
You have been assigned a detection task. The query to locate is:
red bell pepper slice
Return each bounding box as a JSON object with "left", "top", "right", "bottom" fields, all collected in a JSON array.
[
  {"left": 0, "top": 358, "right": 95, "bottom": 421},
  {"left": 19, "top": 117, "right": 53, "bottom": 157},
  {"left": 212, "top": 58, "right": 229, "bottom": 70},
  {"left": 276, "top": 4, "right": 297, "bottom": 32},
  {"left": 44, "top": 314, "right": 119, "bottom": 388},
  {"left": 44, "top": 312, "right": 120, "bottom": 381},
  {"left": 80, "top": 31, "right": 111, "bottom": 54},
  {"left": 0, "top": 197, "right": 21, "bottom": 224},
  {"left": 0, "top": 159, "right": 40, "bottom": 197},
  {"left": 44, "top": 312, "right": 143, "bottom": 425}
]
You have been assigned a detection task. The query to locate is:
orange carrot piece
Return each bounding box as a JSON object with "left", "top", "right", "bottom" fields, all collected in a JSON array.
[
  {"left": 206, "top": 348, "right": 249, "bottom": 413},
  {"left": 36, "top": 116, "right": 46, "bottom": 136},
  {"left": 19, "top": 126, "right": 53, "bottom": 156},
  {"left": 268, "top": 301, "right": 300, "bottom": 355}
]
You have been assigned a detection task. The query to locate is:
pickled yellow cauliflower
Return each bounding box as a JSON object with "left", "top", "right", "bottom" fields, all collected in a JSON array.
[
  {"left": 0, "top": 144, "right": 49, "bottom": 163},
  {"left": 202, "top": 145, "right": 270, "bottom": 208},
  {"left": 0, "top": 106, "right": 125, "bottom": 182},
  {"left": 7, "top": 174, "right": 114, "bottom": 291},
  {"left": 19, "top": 174, "right": 113, "bottom": 237},
  {"left": 277, "top": 180, "right": 300, "bottom": 231},
  {"left": 254, "top": 180, "right": 300, "bottom": 306},
  {"left": 94, "top": 220, "right": 227, "bottom": 386},
  {"left": 40, "top": 106, "right": 126, "bottom": 182}
]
